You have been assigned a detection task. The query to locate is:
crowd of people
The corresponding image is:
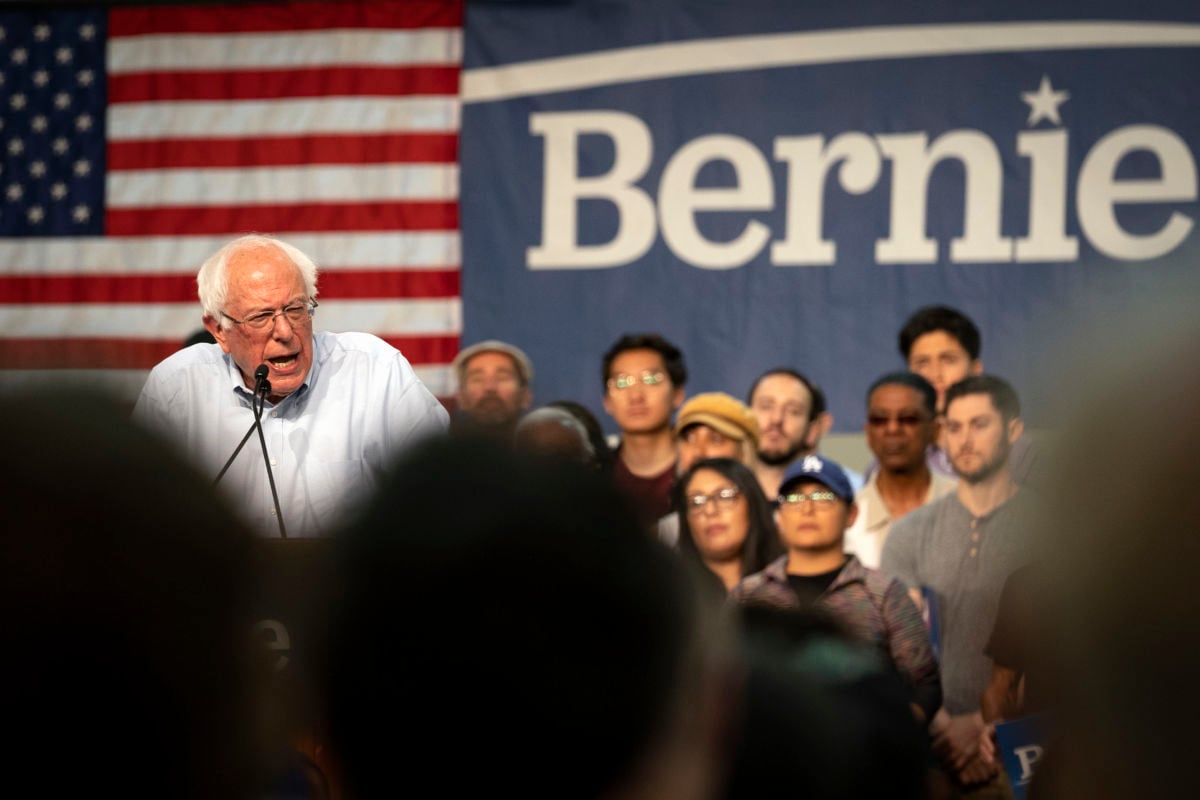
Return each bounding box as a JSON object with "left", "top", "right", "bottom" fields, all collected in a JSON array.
[{"left": 6, "top": 232, "right": 1196, "bottom": 799}]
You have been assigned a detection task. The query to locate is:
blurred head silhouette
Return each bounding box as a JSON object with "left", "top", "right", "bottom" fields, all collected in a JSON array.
[
  {"left": 1, "top": 388, "right": 258, "bottom": 798},
  {"left": 323, "top": 438, "right": 727, "bottom": 799},
  {"left": 1035, "top": 290, "right": 1200, "bottom": 799}
]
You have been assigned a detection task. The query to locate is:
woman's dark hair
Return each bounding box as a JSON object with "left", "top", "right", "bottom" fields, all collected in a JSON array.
[{"left": 675, "top": 458, "right": 783, "bottom": 587}]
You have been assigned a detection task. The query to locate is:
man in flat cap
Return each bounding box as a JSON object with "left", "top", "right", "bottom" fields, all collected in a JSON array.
[
  {"left": 450, "top": 339, "right": 534, "bottom": 441},
  {"left": 658, "top": 392, "right": 760, "bottom": 545}
]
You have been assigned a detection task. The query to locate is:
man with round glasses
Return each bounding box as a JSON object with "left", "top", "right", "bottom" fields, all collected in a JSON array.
[
  {"left": 600, "top": 333, "right": 687, "bottom": 529},
  {"left": 731, "top": 454, "right": 942, "bottom": 726},
  {"left": 134, "top": 234, "right": 448, "bottom": 537}
]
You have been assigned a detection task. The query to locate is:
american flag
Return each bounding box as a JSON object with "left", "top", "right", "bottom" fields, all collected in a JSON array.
[{"left": 0, "top": 0, "right": 462, "bottom": 400}]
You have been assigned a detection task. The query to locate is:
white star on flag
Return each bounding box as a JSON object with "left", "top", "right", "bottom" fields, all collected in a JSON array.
[{"left": 1021, "top": 75, "right": 1070, "bottom": 127}]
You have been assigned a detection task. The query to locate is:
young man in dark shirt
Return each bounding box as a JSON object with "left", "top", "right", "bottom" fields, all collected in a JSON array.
[{"left": 601, "top": 333, "right": 686, "bottom": 528}]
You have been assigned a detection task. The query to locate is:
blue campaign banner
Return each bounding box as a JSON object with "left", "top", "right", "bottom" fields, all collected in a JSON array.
[
  {"left": 995, "top": 714, "right": 1050, "bottom": 799},
  {"left": 460, "top": 1, "right": 1200, "bottom": 431}
]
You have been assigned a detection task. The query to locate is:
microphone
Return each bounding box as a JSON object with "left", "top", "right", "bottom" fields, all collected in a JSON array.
[
  {"left": 214, "top": 364, "right": 287, "bottom": 538},
  {"left": 254, "top": 364, "right": 271, "bottom": 395}
]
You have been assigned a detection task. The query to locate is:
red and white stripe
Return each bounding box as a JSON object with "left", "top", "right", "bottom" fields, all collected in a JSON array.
[{"left": 0, "top": 0, "right": 463, "bottom": 398}]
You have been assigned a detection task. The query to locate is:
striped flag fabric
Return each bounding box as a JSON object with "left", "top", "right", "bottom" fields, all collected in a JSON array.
[{"left": 0, "top": 0, "right": 462, "bottom": 401}]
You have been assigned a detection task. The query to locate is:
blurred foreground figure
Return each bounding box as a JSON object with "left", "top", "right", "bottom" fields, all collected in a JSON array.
[
  {"left": 323, "top": 439, "right": 727, "bottom": 799},
  {"left": 514, "top": 404, "right": 598, "bottom": 466},
  {"left": 723, "top": 605, "right": 929, "bottom": 800},
  {"left": 0, "top": 390, "right": 260, "bottom": 799},
  {"left": 1034, "top": 304, "right": 1200, "bottom": 800}
]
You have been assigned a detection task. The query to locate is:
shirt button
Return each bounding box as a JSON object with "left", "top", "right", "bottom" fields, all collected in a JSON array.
[
  {"left": 271, "top": 411, "right": 278, "bottom": 418},
  {"left": 269, "top": 458, "right": 277, "bottom": 466},
  {"left": 970, "top": 547, "right": 978, "bottom": 557},
  {"left": 971, "top": 519, "right": 978, "bottom": 529},
  {"left": 270, "top": 508, "right": 277, "bottom": 516},
  {"left": 971, "top": 533, "right": 979, "bottom": 542}
]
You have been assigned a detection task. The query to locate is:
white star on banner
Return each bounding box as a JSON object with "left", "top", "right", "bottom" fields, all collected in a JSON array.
[
  {"left": 34, "top": 24, "right": 51, "bottom": 41},
  {"left": 33, "top": 69, "right": 49, "bottom": 87},
  {"left": 1021, "top": 75, "right": 1070, "bottom": 127},
  {"left": 27, "top": 206, "right": 45, "bottom": 224},
  {"left": 50, "top": 182, "right": 67, "bottom": 200},
  {"left": 6, "top": 183, "right": 22, "bottom": 201},
  {"left": 72, "top": 204, "right": 90, "bottom": 223},
  {"left": 56, "top": 46, "right": 73, "bottom": 64}
]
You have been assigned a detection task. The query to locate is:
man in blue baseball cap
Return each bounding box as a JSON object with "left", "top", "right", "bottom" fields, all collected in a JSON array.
[{"left": 731, "top": 454, "right": 942, "bottom": 727}]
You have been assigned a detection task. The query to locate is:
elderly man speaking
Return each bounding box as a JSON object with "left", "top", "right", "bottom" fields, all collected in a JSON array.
[{"left": 134, "top": 234, "right": 448, "bottom": 537}]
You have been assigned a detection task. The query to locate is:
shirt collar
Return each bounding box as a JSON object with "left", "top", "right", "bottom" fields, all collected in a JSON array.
[
  {"left": 859, "top": 470, "right": 890, "bottom": 532},
  {"left": 763, "top": 553, "right": 867, "bottom": 593},
  {"left": 859, "top": 469, "right": 956, "bottom": 532},
  {"left": 828, "top": 554, "right": 868, "bottom": 592}
]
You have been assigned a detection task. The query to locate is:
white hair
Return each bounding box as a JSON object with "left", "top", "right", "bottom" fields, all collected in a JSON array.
[
  {"left": 514, "top": 407, "right": 596, "bottom": 459},
  {"left": 197, "top": 234, "right": 319, "bottom": 328}
]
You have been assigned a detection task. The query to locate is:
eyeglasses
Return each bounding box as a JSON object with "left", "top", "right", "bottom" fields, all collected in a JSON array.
[
  {"left": 866, "top": 413, "right": 928, "bottom": 429},
  {"left": 776, "top": 491, "right": 839, "bottom": 511},
  {"left": 685, "top": 486, "right": 741, "bottom": 514},
  {"left": 222, "top": 299, "right": 318, "bottom": 332},
  {"left": 607, "top": 370, "right": 666, "bottom": 391}
]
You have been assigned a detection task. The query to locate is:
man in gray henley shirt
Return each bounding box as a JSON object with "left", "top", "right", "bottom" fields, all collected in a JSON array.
[{"left": 883, "top": 375, "right": 1038, "bottom": 797}]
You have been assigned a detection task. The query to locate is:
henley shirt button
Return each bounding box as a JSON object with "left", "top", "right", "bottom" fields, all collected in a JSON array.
[
  {"left": 970, "top": 547, "right": 978, "bottom": 557},
  {"left": 269, "top": 458, "right": 277, "bottom": 466},
  {"left": 270, "top": 508, "right": 277, "bottom": 516},
  {"left": 971, "top": 533, "right": 979, "bottom": 542}
]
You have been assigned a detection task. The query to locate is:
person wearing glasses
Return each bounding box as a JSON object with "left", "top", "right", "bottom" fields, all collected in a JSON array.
[
  {"left": 133, "top": 234, "right": 448, "bottom": 537},
  {"left": 655, "top": 392, "right": 760, "bottom": 547},
  {"left": 730, "top": 454, "right": 942, "bottom": 726},
  {"left": 601, "top": 333, "right": 687, "bottom": 529},
  {"left": 845, "top": 372, "right": 956, "bottom": 569},
  {"left": 674, "top": 457, "right": 782, "bottom": 597}
]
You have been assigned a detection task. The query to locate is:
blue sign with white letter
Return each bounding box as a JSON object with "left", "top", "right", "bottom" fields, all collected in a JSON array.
[
  {"left": 461, "top": 1, "right": 1200, "bottom": 430},
  {"left": 995, "top": 714, "right": 1050, "bottom": 799}
]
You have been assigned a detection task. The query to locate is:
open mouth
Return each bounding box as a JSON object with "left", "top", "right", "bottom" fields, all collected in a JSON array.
[{"left": 268, "top": 355, "right": 298, "bottom": 370}]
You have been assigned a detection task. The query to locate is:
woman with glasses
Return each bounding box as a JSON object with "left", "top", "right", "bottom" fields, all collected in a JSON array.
[{"left": 675, "top": 457, "right": 783, "bottom": 596}]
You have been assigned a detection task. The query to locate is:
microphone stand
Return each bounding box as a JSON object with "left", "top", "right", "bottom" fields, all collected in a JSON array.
[
  {"left": 214, "top": 372, "right": 269, "bottom": 485},
  {"left": 253, "top": 376, "right": 288, "bottom": 539},
  {"left": 213, "top": 366, "right": 288, "bottom": 538}
]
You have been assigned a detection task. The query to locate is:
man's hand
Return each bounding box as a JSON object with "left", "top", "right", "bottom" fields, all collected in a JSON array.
[
  {"left": 931, "top": 710, "right": 988, "bottom": 771},
  {"left": 956, "top": 753, "right": 999, "bottom": 786}
]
